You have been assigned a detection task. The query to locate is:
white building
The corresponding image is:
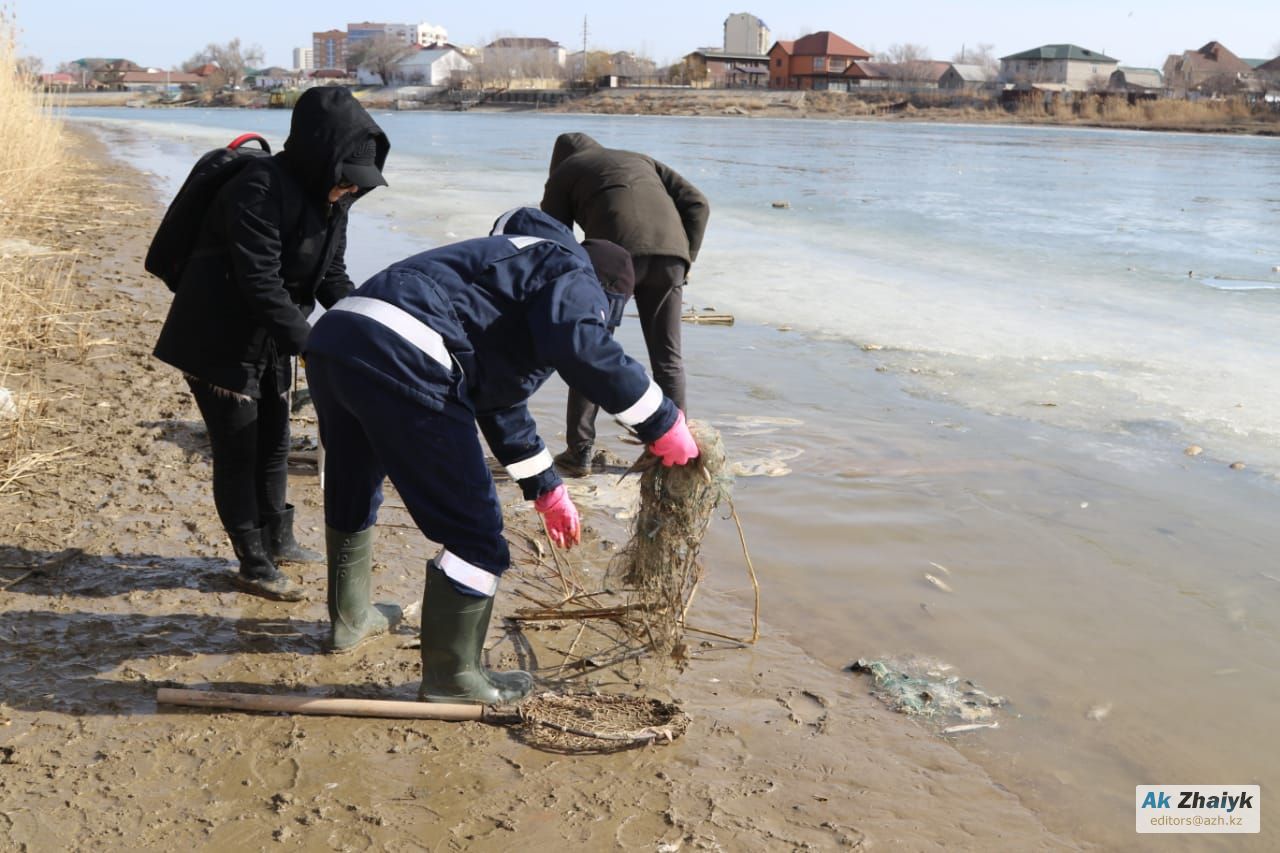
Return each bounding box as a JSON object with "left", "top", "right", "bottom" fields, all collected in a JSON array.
[
  {"left": 724, "top": 12, "right": 770, "bottom": 56},
  {"left": 356, "top": 46, "right": 473, "bottom": 86},
  {"left": 394, "top": 46, "right": 471, "bottom": 85},
  {"left": 347, "top": 21, "right": 446, "bottom": 49},
  {"left": 292, "top": 47, "right": 313, "bottom": 71},
  {"left": 415, "top": 22, "right": 448, "bottom": 47}
]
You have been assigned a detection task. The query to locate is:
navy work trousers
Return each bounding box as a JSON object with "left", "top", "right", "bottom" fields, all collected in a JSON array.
[{"left": 304, "top": 353, "right": 510, "bottom": 581}]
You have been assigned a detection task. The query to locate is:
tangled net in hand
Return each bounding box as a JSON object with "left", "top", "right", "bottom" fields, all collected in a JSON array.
[{"left": 610, "top": 421, "right": 731, "bottom": 655}]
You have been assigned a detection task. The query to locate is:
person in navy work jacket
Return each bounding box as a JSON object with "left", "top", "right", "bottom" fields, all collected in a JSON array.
[{"left": 304, "top": 207, "right": 699, "bottom": 704}]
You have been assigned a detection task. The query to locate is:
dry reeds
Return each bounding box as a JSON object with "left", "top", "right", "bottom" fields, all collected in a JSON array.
[
  {"left": 610, "top": 421, "right": 732, "bottom": 654},
  {"left": 0, "top": 10, "right": 77, "bottom": 495}
]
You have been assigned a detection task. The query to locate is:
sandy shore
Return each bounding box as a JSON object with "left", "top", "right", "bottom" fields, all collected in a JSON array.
[{"left": 0, "top": 127, "right": 1074, "bottom": 850}]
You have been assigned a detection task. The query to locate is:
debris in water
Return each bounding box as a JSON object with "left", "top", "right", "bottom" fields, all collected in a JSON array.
[
  {"left": 942, "top": 721, "right": 999, "bottom": 735},
  {"left": 771, "top": 200, "right": 790, "bottom": 209},
  {"left": 1184, "top": 445, "right": 1203, "bottom": 456},
  {"left": 924, "top": 573, "right": 953, "bottom": 593},
  {"left": 1085, "top": 703, "right": 1112, "bottom": 721},
  {"left": 848, "top": 657, "right": 1005, "bottom": 724},
  {"left": 1229, "top": 461, "right": 1246, "bottom": 470}
]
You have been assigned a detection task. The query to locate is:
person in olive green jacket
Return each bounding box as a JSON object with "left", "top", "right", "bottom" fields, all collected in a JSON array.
[{"left": 540, "top": 132, "right": 710, "bottom": 476}]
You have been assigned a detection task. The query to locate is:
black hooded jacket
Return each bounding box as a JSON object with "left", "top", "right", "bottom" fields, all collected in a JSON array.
[
  {"left": 540, "top": 132, "right": 709, "bottom": 264},
  {"left": 153, "top": 87, "right": 389, "bottom": 396}
]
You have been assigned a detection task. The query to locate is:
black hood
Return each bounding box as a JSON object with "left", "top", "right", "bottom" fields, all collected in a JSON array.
[
  {"left": 280, "top": 87, "right": 389, "bottom": 204},
  {"left": 549, "top": 132, "right": 601, "bottom": 173}
]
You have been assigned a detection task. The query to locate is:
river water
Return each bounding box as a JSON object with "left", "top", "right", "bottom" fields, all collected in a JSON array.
[{"left": 75, "top": 107, "right": 1280, "bottom": 849}]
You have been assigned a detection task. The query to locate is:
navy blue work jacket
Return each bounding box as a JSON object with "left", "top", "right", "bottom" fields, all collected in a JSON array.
[{"left": 306, "top": 208, "right": 676, "bottom": 499}]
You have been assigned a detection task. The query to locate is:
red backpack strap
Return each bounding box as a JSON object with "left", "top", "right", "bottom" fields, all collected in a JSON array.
[{"left": 227, "top": 133, "right": 271, "bottom": 153}]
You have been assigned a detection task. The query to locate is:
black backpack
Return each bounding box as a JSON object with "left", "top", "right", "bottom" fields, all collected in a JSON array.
[{"left": 144, "top": 133, "right": 273, "bottom": 292}]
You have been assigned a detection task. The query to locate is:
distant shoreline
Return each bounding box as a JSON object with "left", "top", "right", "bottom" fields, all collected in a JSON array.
[{"left": 60, "top": 88, "right": 1280, "bottom": 137}]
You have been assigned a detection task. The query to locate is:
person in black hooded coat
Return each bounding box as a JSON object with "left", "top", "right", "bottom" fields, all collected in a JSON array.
[{"left": 153, "top": 86, "right": 389, "bottom": 600}]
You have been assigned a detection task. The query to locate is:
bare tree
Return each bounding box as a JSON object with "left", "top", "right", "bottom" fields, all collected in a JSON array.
[
  {"left": 184, "top": 39, "right": 264, "bottom": 88},
  {"left": 16, "top": 55, "right": 42, "bottom": 80},
  {"left": 951, "top": 43, "right": 1000, "bottom": 78},
  {"left": 347, "top": 35, "right": 415, "bottom": 85},
  {"left": 882, "top": 43, "right": 935, "bottom": 82}
]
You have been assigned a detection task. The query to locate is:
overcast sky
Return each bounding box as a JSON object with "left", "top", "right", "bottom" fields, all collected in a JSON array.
[{"left": 13, "top": 1, "right": 1280, "bottom": 71}]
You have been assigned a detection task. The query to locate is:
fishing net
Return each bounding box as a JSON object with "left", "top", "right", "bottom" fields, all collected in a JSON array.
[
  {"left": 609, "top": 421, "right": 732, "bottom": 654},
  {"left": 514, "top": 691, "right": 691, "bottom": 753}
]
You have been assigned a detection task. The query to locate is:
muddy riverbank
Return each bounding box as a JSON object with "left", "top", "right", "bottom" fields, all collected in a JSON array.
[{"left": 0, "top": 128, "right": 1072, "bottom": 850}]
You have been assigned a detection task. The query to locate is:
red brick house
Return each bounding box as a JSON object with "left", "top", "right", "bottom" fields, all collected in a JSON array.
[{"left": 767, "top": 31, "right": 872, "bottom": 89}]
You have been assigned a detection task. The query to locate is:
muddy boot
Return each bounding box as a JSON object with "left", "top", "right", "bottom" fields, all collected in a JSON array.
[
  {"left": 326, "top": 527, "right": 401, "bottom": 653},
  {"left": 263, "top": 504, "right": 323, "bottom": 564},
  {"left": 418, "top": 560, "right": 533, "bottom": 704},
  {"left": 553, "top": 446, "right": 594, "bottom": 478},
  {"left": 228, "top": 528, "right": 304, "bottom": 602}
]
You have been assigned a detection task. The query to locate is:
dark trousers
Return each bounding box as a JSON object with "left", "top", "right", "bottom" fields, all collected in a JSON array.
[
  {"left": 305, "top": 353, "right": 510, "bottom": 578},
  {"left": 565, "top": 254, "right": 687, "bottom": 453},
  {"left": 187, "top": 366, "right": 289, "bottom": 536}
]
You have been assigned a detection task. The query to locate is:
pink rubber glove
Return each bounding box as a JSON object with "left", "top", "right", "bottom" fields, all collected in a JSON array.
[
  {"left": 649, "top": 410, "right": 699, "bottom": 467},
  {"left": 535, "top": 484, "right": 581, "bottom": 549}
]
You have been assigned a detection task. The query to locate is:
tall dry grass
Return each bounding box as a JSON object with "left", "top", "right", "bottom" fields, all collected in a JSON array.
[
  {"left": 0, "top": 11, "right": 79, "bottom": 495},
  {"left": 1007, "top": 92, "right": 1266, "bottom": 127}
]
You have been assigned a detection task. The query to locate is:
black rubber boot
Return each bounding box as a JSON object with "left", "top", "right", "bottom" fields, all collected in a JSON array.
[
  {"left": 325, "top": 527, "right": 401, "bottom": 653},
  {"left": 418, "top": 560, "right": 533, "bottom": 704},
  {"left": 263, "top": 504, "right": 323, "bottom": 564},
  {"left": 553, "top": 446, "right": 594, "bottom": 478},
  {"left": 228, "top": 527, "right": 304, "bottom": 601}
]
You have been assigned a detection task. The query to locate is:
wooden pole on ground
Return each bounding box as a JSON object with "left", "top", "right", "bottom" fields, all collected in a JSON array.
[{"left": 156, "top": 688, "right": 494, "bottom": 722}]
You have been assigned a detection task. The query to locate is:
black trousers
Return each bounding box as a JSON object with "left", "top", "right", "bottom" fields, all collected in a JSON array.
[
  {"left": 564, "top": 254, "right": 687, "bottom": 453},
  {"left": 187, "top": 363, "right": 290, "bottom": 536}
]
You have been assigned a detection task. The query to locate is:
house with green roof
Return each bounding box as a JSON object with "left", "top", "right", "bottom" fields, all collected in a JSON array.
[{"left": 999, "top": 44, "right": 1119, "bottom": 91}]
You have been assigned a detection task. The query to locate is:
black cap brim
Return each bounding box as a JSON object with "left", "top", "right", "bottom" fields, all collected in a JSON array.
[{"left": 341, "top": 162, "right": 388, "bottom": 189}]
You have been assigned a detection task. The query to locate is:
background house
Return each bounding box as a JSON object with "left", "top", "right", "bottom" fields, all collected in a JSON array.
[
  {"left": 117, "top": 69, "right": 202, "bottom": 92},
  {"left": 939, "top": 63, "right": 996, "bottom": 91},
  {"left": 482, "top": 37, "right": 566, "bottom": 79},
  {"left": 364, "top": 46, "right": 472, "bottom": 86},
  {"left": 396, "top": 47, "right": 471, "bottom": 86},
  {"left": 768, "top": 31, "right": 872, "bottom": 90},
  {"left": 1000, "top": 44, "right": 1119, "bottom": 90},
  {"left": 39, "top": 72, "right": 76, "bottom": 90},
  {"left": 1162, "top": 41, "right": 1252, "bottom": 96},
  {"left": 1108, "top": 66, "right": 1163, "bottom": 94},
  {"left": 684, "top": 49, "right": 769, "bottom": 88},
  {"left": 245, "top": 67, "right": 300, "bottom": 90}
]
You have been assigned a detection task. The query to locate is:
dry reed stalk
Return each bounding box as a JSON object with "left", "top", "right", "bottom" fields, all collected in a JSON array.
[{"left": 0, "top": 11, "right": 83, "bottom": 497}]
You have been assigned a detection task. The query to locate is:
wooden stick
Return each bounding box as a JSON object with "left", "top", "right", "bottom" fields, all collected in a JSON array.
[{"left": 156, "top": 688, "right": 495, "bottom": 722}]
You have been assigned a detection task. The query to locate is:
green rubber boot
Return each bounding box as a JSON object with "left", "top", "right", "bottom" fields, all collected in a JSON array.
[
  {"left": 325, "top": 527, "right": 401, "bottom": 653},
  {"left": 418, "top": 560, "right": 533, "bottom": 704}
]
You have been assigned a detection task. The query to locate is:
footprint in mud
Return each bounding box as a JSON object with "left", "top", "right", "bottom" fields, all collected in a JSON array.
[{"left": 711, "top": 415, "right": 805, "bottom": 478}]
